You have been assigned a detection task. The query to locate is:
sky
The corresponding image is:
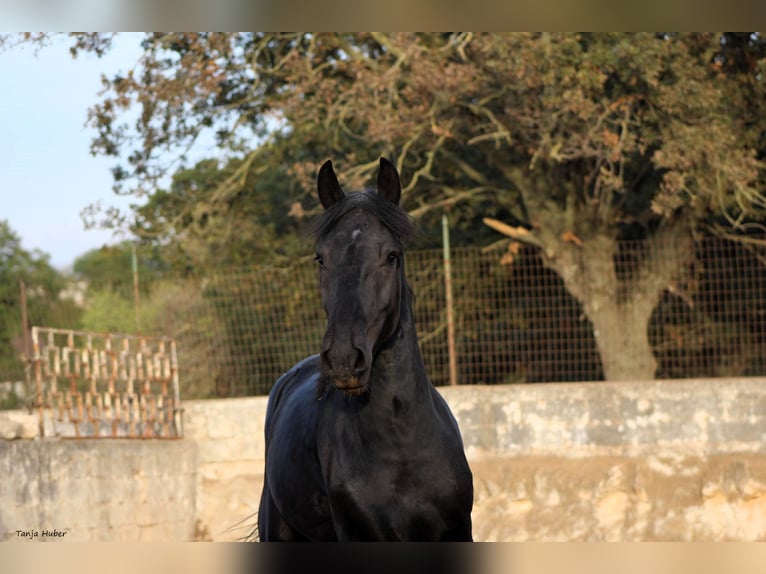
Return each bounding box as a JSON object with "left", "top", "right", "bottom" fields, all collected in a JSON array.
[{"left": 0, "top": 34, "right": 148, "bottom": 271}]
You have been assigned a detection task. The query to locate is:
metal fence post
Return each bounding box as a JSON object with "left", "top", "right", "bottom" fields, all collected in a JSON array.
[
  {"left": 132, "top": 243, "right": 142, "bottom": 335},
  {"left": 442, "top": 215, "right": 458, "bottom": 386}
]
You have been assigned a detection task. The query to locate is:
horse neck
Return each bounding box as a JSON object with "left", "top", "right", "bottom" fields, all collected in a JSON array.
[{"left": 369, "top": 284, "right": 432, "bottom": 404}]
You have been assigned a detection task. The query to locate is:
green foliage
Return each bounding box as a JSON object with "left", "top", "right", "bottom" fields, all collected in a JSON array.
[
  {"left": 0, "top": 220, "right": 83, "bottom": 380},
  {"left": 78, "top": 289, "right": 138, "bottom": 334},
  {"left": 73, "top": 241, "right": 168, "bottom": 298},
  {"left": 131, "top": 142, "right": 311, "bottom": 271}
]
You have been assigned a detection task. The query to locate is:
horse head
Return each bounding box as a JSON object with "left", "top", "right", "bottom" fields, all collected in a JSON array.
[{"left": 313, "top": 158, "right": 413, "bottom": 395}]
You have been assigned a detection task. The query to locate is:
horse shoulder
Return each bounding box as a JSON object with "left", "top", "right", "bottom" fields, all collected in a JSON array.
[
  {"left": 264, "top": 354, "right": 321, "bottom": 433},
  {"left": 263, "top": 354, "right": 335, "bottom": 539},
  {"left": 427, "top": 386, "right": 474, "bottom": 527}
]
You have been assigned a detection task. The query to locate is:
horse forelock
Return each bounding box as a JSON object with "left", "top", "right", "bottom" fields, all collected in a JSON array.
[{"left": 309, "top": 189, "right": 414, "bottom": 244}]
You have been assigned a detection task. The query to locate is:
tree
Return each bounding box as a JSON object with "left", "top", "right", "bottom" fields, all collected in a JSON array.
[
  {"left": 73, "top": 241, "right": 167, "bottom": 298},
  {"left": 8, "top": 32, "right": 766, "bottom": 380},
  {"left": 275, "top": 32, "right": 766, "bottom": 380},
  {"left": 131, "top": 144, "right": 310, "bottom": 271},
  {"left": 0, "top": 220, "right": 82, "bottom": 380}
]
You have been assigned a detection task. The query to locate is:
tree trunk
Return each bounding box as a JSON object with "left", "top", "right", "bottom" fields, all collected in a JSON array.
[
  {"left": 500, "top": 173, "right": 696, "bottom": 382},
  {"left": 539, "top": 223, "right": 693, "bottom": 381},
  {"left": 586, "top": 294, "right": 659, "bottom": 381}
]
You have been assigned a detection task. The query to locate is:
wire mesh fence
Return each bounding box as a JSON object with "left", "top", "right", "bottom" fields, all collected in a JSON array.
[
  {"left": 142, "top": 235, "right": 766, "bottom": 397},
  {"left": 4, "top": 234, "right": 766, "bottom": 401},
  {"left": 653, "top": 236, "right": 766, "bottom": 378}
]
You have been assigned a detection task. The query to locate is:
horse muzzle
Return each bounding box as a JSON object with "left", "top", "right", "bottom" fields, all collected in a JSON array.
[
  {"left": 319, "top": 353, "right": 371, "bottom": 395},
  {"left": 320, "top": 323, "right": 373, "bottom": 395},
  {"left": 331, "top": 373, "right": 368, "bottom": 395}
]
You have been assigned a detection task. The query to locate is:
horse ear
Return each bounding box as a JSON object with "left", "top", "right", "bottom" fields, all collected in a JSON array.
[
  {"left": 377, "top": 157, "right": 401, "bottom": 205},
  {"left": 317, "top": 160, "right": 344, "bottom": 209}
]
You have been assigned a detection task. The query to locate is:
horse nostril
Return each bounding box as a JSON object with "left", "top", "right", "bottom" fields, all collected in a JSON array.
[
  {"left": 320, "top": 349, "right": 333, "bottom": 371},
  {"left": 320, "top": 342, "right": 367, "bottom": 377},
  {"left": 353, "top": 347, "right": 366, "bottom": 373}
]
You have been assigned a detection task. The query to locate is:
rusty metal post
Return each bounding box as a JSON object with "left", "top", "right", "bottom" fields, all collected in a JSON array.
[
  {"left": 31, "top": 326, "right": 44, "bottom": 435},
  {"left": 170, "top": 339, "right": 183, "bottom": 436},
  {"left": 442, "top": 215, "right": 458, "bottom": 386},
  {"left": 19, "top": 280, "right": 30, "bottom": 356},
  {"left": 19, "top": 279, "right": 32, "bottom": 404}
]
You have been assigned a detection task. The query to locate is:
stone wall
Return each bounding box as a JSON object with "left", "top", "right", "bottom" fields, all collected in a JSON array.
[
  {"left": 444, "top": 380, "right": 766, "bottom": 541},
  {"left": 0, "top": 439, "right": 197, "bottom": 541},
  {"left": 182, "top": 398, "right": 267, "bottom": 541},
  {"left": 1, "top": 377, "right": 765, "bottom": 541}
]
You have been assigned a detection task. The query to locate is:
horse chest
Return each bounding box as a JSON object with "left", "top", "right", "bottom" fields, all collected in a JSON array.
[{"left": 315, "top": 399, "right": 467, "bottom": 533}]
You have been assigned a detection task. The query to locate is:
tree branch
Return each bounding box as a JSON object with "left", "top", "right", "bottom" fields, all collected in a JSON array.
[
  {"left": 408, "top": 186, "right": 493, "bottom": 218},
  {"left": 482, "top": 217, "right": 545, "bottom": 249}
]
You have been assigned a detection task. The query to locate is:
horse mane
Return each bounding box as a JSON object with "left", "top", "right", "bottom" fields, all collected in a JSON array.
[{"left": 309, "top": 189, "right": 415, "bottom": 243}]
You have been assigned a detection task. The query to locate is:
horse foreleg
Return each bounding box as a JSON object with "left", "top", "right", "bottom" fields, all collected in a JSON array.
[{"left": 257, "top": 480, "right": 307, "bottom": 541}]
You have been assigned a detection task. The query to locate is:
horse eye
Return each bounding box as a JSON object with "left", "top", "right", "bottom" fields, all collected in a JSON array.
[
  {"left": 386, "top": 252, "right": 399, "bottom": 266},
  {"left": 315, "top": 254, "right": 325, "bottom": 268}
]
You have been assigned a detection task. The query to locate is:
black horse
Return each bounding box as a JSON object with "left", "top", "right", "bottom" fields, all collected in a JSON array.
[{"left": 257, "top": 158, "right": 473, "bottom": 541}]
